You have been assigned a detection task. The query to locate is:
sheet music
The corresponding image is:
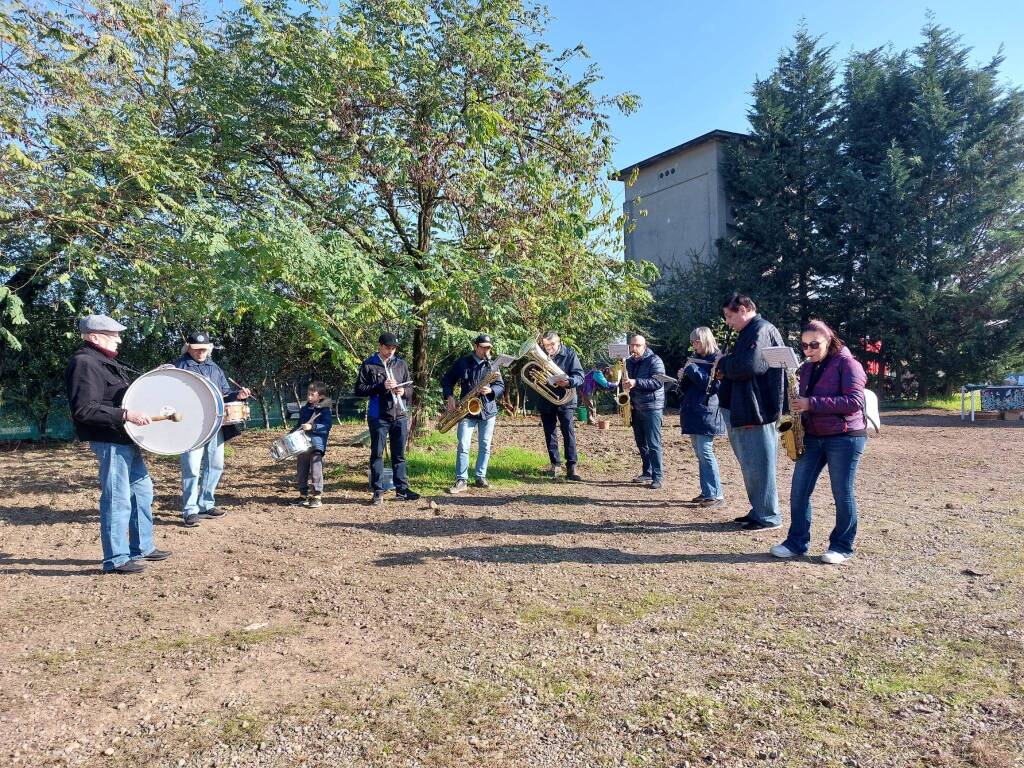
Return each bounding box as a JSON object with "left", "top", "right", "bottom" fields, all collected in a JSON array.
[
  {"left": 763, "top": 346, "right": 802, "bottom": 370},
  {"left": 493, "top": 353, "right": 516, "bottom": 368}
]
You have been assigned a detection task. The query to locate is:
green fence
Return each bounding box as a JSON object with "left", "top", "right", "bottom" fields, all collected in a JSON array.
[{"left": 0, "top": 396, "right": 368, "bottom": 442}]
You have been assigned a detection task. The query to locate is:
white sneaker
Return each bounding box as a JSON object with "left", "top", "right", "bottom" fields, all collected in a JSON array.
[
  {"left": 769, "top": 543, "right": 799, "bottom": 559},
  {"left": 821, "top": 550, "right": 852, "bottom": 565}
]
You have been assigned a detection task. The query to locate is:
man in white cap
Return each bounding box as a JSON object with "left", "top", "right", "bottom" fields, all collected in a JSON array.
[
  {"left": 172, "top": 331, "right": 250, "bottom": 527},
  {"left": 64, "top": 315, "right": 172, "bottom": 574}
]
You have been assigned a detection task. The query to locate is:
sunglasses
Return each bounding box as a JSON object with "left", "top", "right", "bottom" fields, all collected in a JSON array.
[{"left": 801, "top": 341, "right": 823, "bottom": 350}]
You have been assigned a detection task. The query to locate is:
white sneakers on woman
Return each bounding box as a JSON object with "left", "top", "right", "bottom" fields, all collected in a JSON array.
[{"left": 769, "top": 544, "right": 853, "bottom": 564}]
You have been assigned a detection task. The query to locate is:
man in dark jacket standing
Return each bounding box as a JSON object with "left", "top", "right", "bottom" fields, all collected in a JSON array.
[
  {"left": 536, "top": 331, "right": 586, "bottom": 481},
  {"left": 172, "top": 331, "right": 250, "bottom": 527},
  {"left": 624, "top": 334, "right": 666, "bottom": 489},
  {"left": 65, "top": 315, "right": 172, "bottom": 574},
  {"left": 441, "top": 334, "right": 505, "bottom": 494},
  {"left": 716, "top": 293, "right": 785, "bottom": 530},
  {"left": 354, "top": 332, "right": 420, "bottom": 505}
]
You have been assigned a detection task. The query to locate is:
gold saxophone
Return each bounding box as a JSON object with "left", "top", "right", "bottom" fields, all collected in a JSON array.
[
  {"left": 778, "top": 369, "right": 806, "bottom": 461},
  {"left": 437, "top": 369, "right": 501, "bottom": 433},
  {"left": 518, "top": 339, "right": 574, "bottom": 407},
  {"left": 612, "top": 359, "right": 632, "bottom": 427}
]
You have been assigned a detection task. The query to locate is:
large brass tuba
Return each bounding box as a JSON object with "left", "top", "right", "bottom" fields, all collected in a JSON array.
[
  {"left": 436, "top": 369, "right": 501, "bottom": 433},
  {"left": 777, "top": 369, "right": 806, "bottom": 461},
  {"left": 518, "top": 339, "right": 574, "bottom": 407}
]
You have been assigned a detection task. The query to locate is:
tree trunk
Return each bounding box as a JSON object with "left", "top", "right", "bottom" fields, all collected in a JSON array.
[{"left": 257, "top": 394, "right": 271, "bottom": 429}]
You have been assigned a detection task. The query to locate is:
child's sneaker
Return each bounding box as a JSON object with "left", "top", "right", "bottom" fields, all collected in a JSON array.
[{"left": 303, "top": 495, "right": 323, "bottom": 509}]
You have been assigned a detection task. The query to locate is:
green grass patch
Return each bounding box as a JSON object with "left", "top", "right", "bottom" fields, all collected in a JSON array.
[
  {"left": 882, "top": 394, "right": 962, "bottom": 412},
  {"left": 328, "top": 438, "right": 551, "bottom": 494}
]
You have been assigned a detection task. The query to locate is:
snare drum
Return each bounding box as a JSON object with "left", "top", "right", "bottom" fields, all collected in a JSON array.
[
  {"left": 123, "top": 367, "right": 224, "bottom": 455},
  {"left": 269, "top": 430, "right": 313, "bottom": 460},
  {"left": 223, "top": 401, "right": 250, "bottom": 425}
]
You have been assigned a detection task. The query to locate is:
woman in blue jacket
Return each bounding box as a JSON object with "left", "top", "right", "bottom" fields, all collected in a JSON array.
[{"left": 676, "top": 327, "right": 727, "bottom": 507}]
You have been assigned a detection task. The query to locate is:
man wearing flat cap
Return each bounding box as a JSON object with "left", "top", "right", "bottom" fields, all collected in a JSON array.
[
  {"left": 441, "top": 334, "right": 505, "bottom": 494},
  {"left": 354, "top": 332, "right": 420, "bottom": 505},
  {"left": 64, "top": 315, "right": 172, "bottom": 574},
  {"left": 172, "top": 331, "right": 251, "bottom": 527}
]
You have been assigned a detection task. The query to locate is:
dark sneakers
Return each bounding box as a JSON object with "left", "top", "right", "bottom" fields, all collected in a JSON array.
[
  {"left": 370, "top": 493, "right": 384, "bottom": 506},
  {"left": 395, "top": 489, "right": 421, "bottom": 501},
  {"left": 142, "top": 549, "right": 172, "bottom": 561},
  {"left": 198, "top": 508, "right": 224, "bottom": 518},
  {"left": 740, "top": 520, "right": 782, "bottom": 531},
  {"left": 183, "top": 514, "right": 199, "bottom": 527},
  {"left": 632, "top": 474, "right": 652, "bottom": 484},
  {"left": 732, "top": 514, "right": 754, "bottom": 524},
  {"left": 700, "top": 498, "right": 725, "bottom": 508},
  {"left": 109, "top": 560, "right": 145, "bottom": 575},
  {"left": 649, "top": 480, "right": 662, "bottom": 490},
  {"left": 566, "top": 471, "right": 583, "bottom": 482},
  {"left": 304, "top": 495, "right": 323, "bottom": 509},
  {"left": 474, "top": 478, "right": 490, "bottom": 489}
]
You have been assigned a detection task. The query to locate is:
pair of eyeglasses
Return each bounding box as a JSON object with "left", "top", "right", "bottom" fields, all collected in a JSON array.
[{"left": 801, "top": 341, "right": 822, "bottom": 350}]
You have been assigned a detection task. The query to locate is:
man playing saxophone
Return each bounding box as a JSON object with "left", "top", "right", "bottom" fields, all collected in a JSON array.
[
  {"left": 441, "top": 334, "right": 505, "bottom": 494},
  {"left": 534, "top": 332, "right": 585, "bottom": 481}
]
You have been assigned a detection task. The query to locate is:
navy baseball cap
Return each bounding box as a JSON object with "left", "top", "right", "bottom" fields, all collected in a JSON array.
[
  {"left": 473, "top": 334, "right": 493, "bottom": 346},
  {"left": 378, "top": 332, "right": 399, "bottom": 346},
  {"left": 187, "top": 331, "right": 213, "bottom": 347}
]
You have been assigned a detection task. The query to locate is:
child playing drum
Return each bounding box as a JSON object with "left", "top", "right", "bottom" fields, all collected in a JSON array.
[{"left": 292, "top": 382, "right": 333, "bottom": 508}]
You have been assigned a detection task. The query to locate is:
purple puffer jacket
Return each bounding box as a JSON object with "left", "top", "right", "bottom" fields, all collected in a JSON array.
[{"left": 798, "top": 346, "right": 867, "bottom": 436}]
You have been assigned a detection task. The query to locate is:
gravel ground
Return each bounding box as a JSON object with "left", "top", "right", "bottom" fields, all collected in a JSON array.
[{"left": 1, "top": 410, "right": 1022, "bottom": 768}]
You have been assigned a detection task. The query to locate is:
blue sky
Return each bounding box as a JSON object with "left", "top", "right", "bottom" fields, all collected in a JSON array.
[{"left": 537, "top": 0, "right": 1024, "bottom": 188}]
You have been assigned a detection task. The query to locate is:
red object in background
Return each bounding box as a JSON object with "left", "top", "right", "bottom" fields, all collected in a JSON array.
[{"left": 861, "top": 339, "right": 886, "bottom": 376}]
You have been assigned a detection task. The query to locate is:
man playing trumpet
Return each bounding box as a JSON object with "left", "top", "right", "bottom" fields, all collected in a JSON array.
[{"left": 533, "top": 332, "right": 585, "bottom": 481}]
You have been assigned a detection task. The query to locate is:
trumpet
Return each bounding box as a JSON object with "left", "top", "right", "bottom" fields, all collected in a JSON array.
[{"left": 518, "top": 339, "right": 574, "bottom": 407}]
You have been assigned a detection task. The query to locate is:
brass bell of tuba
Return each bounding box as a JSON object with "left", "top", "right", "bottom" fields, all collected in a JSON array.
[{"left": 518, "top": 339, "right": 574, "bottom": 407}]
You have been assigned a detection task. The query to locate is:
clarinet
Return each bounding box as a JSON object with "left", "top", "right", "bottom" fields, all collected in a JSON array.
[{"left": 703, "top": 329, "right": 736, "bottom": 405}]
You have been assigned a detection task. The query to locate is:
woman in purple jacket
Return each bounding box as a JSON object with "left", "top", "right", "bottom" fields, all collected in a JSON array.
[{"left": 771, "top": 320, "right": 867, "bottom": 564}]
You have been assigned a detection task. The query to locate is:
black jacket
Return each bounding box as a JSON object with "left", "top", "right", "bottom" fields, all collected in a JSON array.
[
  {"left": 64, "top": 344, "right": 133, "bottom": 444},
  {"left": 625, "top": 348, "right": 666, "bottom": 412},
  {"left": 441, "top": 354, "right": 506, "bottom": 420},
  {"left": 535, "top": 344, "right": 586, "bottom": 414},
  {"left": 717, "top": 315, "right": 786, "bottom": 427},
  {"left": 354, "top": 353, "right": 411, "bottom": 422},
  {"left": 293, "top": 399, "right": 334, "bottom": 453}
]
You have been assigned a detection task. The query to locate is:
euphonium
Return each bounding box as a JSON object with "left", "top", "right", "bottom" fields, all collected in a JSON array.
[
  {"left": 518, "top": 340, "right": 574, "bottom": 407},
  {"left": 777, "top": 369, "right": 806, "bottom": 461},
  {"left": 436, "top": 369, "right": 501, "bottom": 433}
]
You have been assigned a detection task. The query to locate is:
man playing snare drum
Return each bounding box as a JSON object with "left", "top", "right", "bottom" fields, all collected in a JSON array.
[{"left": 172, "top": 331, "right": 250, "bottom": 527}]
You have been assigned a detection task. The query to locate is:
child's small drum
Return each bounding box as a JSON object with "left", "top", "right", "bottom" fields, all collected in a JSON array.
[
  {"left": 223, "top": 402, "right": 250, "bottom": 425},
  {"left": 269, "top": 430, "right": 312, "bottom": 460}
]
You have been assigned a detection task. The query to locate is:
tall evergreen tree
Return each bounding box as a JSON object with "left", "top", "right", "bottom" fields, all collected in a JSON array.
[{"left": 717, "top": 27, "right": 841, "bottom": 338}]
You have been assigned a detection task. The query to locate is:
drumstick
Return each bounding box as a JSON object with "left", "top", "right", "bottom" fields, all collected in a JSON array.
[{"left": 149, "top": 412, "right": 183, "bottom": 423}]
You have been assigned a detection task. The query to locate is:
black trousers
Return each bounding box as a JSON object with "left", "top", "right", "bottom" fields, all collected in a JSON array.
[
  {"left": 369, "top": 417, "right": 409, "bottom": 492},
  {"left": 540, "top": 408, "right": 577, "bottom": 468}
]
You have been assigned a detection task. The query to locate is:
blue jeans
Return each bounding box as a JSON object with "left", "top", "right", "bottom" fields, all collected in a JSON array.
[
  {"left": 727, "top": 422, "right": 781, "bottom": 526},
  {"left": 630, "top": 409, "right": 663, "bottom": 481},
  {"left": 180, "top": 430, "right": 225, "bottom": 517},
  {"left": 456, "top": 416, "right": 496, "bottom": 480},
  {"left": 784, "top": 434, "right": 867, "bottom": 555},
  {"left": 369, "top": 417, "right": 409, "bottom": 492},
  {"left": 689, "top": 434, "right": 723, "bottom": 499},
  {"left": 89, "top": 442, "right": 155, "bottom": 572}
]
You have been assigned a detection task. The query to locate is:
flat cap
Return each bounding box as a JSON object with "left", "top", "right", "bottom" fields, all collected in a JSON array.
[
  {"left": 78, "top": 314, "right": 126, "bottom": 333},
  {"left": 378, "top": 332, "right": 399, "bottom": 346},
  {"left": 473, "top": 334, "right": 493, "bottom": 346}
]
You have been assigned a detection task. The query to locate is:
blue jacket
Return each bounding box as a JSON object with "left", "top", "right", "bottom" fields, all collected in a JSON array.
[
  {"left": 625, "top": 348, "right": 665, "bottom": 412},
  {"left": 172, "top": 355, "right": 240, "bottom": 402},
  {"left": 354, "top": 353, "right": 411, "bottom": 422},
  {"left": 677, "top": 353, "right": 726, "bottom": 436},
  {"left": 536, "top": 344, "right": 586, "bottom": 414},
  {"left": 717, "top": 315, "right": 786, "bottom": 427},
  {"left": 294, "top": 400, "right": 333, "bottom": 453},
  {"left": 441, "top": 353, "right": 506, "bottom": 421}
]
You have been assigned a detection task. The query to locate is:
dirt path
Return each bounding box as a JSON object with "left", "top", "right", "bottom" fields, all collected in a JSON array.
[{"left": 1, "top": 412, "right": 1022, "bottom": 768}]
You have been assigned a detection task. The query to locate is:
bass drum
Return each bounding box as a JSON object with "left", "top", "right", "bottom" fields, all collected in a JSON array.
[{"left": 123, "top": 367, "right": 225, "bottom": 455}]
